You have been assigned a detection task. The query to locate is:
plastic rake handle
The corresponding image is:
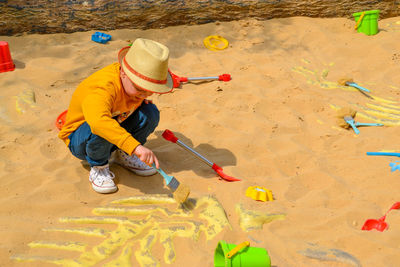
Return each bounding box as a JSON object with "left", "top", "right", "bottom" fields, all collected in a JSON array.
[
  {"left": 366, "top": 152, "right": 400, "bottom": 157},
  {"left": 188, "top": 76, "right": 219, "bottom": 81},
  {"left": 179, "top": 74, "right": 231, "bottom": 82},
  {"left": 162, "top": 129, "right": 241, "bottom": 182},
  {"left": 162, "top": 129, "right": 213, "bottom": 166},
  {"left": 170, "top": 72, "right": 231, "bottom": 88}
]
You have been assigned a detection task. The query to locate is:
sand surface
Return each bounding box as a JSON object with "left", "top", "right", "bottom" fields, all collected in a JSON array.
[{"left": 1, "top": 16, "right": 400, "bottom": 267}]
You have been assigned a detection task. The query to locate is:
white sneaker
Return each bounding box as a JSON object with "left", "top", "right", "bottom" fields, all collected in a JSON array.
[
  {"left": 89, "top": 164, "right": 117, "bottom": 194},
  {"left": 115, "top": 149, "right": 157, "bottom": 176}
]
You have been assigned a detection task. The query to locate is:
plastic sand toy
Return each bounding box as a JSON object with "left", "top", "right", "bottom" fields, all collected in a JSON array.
[
  {"left": 91, "top": 32, "right": 112, "bottom": 44},
  {"left": 353, "top": 10, "right": 380, "bottom": 36},
  {"left": 203, "top": 35, "right": 229, "bottom": 51},
  {"left": 246, "top": 186, "right": 274, "bottom": 202},
  {"left": 162, "top": 129, "right": 240, "bottom": 181},
  {"left": 336, "top": 107, "right": 383, "bottom": 135},
  {"left": 170, "top": 71, "right": 231, "bottom": 88},
  {"left": 55, "top": 109, "right": 68, "bottom": 130},
  {"left": 366, "top": 152, "right": 400, "bottom": 157},
  {"left": 337, "top": 78, "right": 373, "bottom": 99},
  {"left": 214, "top": 240, "right": 271, "bottom": 267},
  {"left": 0, "top": 41, "right": 15, "bottom": 73},
  {"left": 362, "top": 202, "right": 400, "bottom": 231}
]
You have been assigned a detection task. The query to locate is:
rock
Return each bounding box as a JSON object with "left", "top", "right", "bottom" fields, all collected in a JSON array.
[{"left": 0, "top": 0, "right": 398, "bottom": 35}]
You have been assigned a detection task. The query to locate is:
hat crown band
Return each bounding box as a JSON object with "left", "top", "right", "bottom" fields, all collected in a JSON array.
[
  {"left": 118, "top": 38, "right": 173, "bottom": 93},
  {"left": 123, "top": 57, "right": 167, "bottom": 84}
]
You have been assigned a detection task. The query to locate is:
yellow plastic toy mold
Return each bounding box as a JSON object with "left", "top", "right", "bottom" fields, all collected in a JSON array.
[
  {"left": 203, "top": 35, "right": 229, "bottom": 51},
  {"left": 245, "top": 186, "right": 274, "bottom": 202}
]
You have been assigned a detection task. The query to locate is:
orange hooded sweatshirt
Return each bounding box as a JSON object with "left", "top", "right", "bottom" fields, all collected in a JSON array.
[{"left": 58, "top": 63, "right": 142, "bottom": 155}]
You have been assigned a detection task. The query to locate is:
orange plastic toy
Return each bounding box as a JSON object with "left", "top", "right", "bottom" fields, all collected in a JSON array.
[{"left": 55, "top": 110, "right": 68, "bottom": 130}]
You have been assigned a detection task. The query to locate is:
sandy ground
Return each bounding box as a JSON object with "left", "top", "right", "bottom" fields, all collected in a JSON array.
[{"left": 1, "top": 16, "right": 400, "bottom": 267}]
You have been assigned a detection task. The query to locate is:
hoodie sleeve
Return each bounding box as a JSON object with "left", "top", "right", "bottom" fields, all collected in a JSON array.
[{"left": 81, "top": 88, "right": 140, "bottom": 155}]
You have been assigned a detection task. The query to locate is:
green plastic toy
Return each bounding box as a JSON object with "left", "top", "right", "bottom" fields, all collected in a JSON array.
[
  {"left": 214, "top": 240, "right": 271, "bottom": 267},
  {"left": 353, "top": 10, "right": 380, "bottom": 36}
]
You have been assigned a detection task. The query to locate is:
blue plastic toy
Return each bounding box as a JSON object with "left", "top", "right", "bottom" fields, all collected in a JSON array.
[
  {"left": 91, "top": 32, "right": 111, "bottom": 44},
  {"left": 346, "top": 82, "right": 370, "bottom": 93},
  {"left": 366, "top": 153, "right": 400, "bottom": 172},
  {"left": 344, "top": 117, "right": 383, "bottom": 135},
  {"left": 367, "top": 152, "right": 400, "bottom": 157},
  {"left": 389, "top": 162, "right": 400, "bottom": 172},
  {"left": 344, "top": 116, "right": 360, "bottom": 134}
]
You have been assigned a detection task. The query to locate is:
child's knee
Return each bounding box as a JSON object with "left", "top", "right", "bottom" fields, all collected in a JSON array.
[{"left": 143, "top": 103, "right": 160, "bottom": 127}]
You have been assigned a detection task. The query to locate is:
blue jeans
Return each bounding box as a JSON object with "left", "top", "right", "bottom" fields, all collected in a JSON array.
[{"left": 68, "top": 102, "right": 160, "bottom": 167}]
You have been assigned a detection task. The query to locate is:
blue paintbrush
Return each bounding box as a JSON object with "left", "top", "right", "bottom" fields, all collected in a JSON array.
[{"left": 152, "top": 164, "right": 190, "bottom": 203}]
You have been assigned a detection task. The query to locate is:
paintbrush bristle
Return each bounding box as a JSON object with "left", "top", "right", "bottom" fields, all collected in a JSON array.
[
  {"left": 337, "top": 107, "right": 357, "bottom": 119},
  {"left": 173, "top": 183, "right": 190, "bottom": 203},
  {"left": 167, "top": 177, "right": 180, "bottom": 191},
  {"left": 336, "top": 107, "right": 357, "bottom": 129},
  {"left": 338, "top": 77, "right": 353, "bottom": 86}
]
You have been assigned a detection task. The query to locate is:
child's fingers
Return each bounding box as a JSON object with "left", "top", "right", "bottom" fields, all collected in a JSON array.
[
  {"left": 146, "top": 155, "right": 151, "bottom": 165},
  {"left": 153, "top": 156, "right": 159, "bottom": 169},
  {"left": 140, "top": 154, "right": 148, "bottom": 164},
  {"left": 142, "top": 154, "right": 154, "bottom": 167},
  {"left": 148, "top": 155, "right": 159, "bottom": 169}
]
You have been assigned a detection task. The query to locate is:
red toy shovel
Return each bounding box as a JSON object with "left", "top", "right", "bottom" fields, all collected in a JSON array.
[
  {"left": 170, "top": 71, "right": 231, "bottom": 88},
  {"left": 162, "top": 129, "right": 240, "bottom": 182},
  {"left": 362, "top": 202, "right": 400, "bottom": 231}
]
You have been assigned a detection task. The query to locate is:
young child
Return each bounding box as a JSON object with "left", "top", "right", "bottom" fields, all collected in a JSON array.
[{"left": 58, "top": 38, "right": 174, "bottom": 194}]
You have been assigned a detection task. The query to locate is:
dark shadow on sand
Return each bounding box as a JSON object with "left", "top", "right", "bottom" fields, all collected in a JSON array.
[
  {"left": 113, "top": 129, "right": 237, "bottom": 194},
  {"left": 13, "top": 59, "right": 25, "bottom": 69}
]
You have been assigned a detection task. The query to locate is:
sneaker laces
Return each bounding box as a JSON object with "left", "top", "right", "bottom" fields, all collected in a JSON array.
[
  {"left": 92, "top": 165, "right": 115, "bottom": 184},
  {"left": 119, "top": 150, "right": 151, "bottom": 169}
]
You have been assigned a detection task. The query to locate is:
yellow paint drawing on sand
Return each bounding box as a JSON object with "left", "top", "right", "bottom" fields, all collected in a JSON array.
[
  {"left": 294, "top": 62, "right": 400, "bottom": 127},
  {"left": 11, "top": 194, "right": 231, "bottom": 266}
]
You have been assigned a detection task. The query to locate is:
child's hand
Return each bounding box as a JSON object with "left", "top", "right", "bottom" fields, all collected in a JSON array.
[{"left": 133, "top": 145, "right": 159, "bottom": 169}]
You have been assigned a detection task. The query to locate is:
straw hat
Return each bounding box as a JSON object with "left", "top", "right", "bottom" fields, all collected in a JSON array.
[{"left": 118, "top": 38, "right": 173, "bottom": 93}]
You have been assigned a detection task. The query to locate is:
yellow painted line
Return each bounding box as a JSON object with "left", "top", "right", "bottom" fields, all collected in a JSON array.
[
  {"left": 353, "top": 103, "right": 400, "bottom": 119},
  {"left": 366, "top": 103, "right": 400, "bottom": 115},
  {"left": 111, "top": 195, "right": 176, "bottom": 205},
  {"left": 370, "top": 101, "right": 400, "bottom": 111},
  {"left": 198, "top": 196, "right": 232, "bottom": 240},
  {"left": 15, "top": 90, "right": 37, "bottom": 114},
  {"left": 103, "top": 243, "right": 134, "bottom": 267},
  {"left": 356, "top": 112, "right": 399, "bottom": 126},
  {"left": 28, "top": 241, "right": 86, "bottom": 252},
  {"left": 11, "top": 255, "right": 80, "bottom": 266},
  {"left": 93, "top": 206, "right": 190, "bottom": 218},
  {"left": 43, "top": 227, "right": 107, "bottom": 237},
  {"left": 236, "top": 204, "right": 286, "bottom": 232},
  {"left": 369, "top": 95, "right": 398, "bottom": 104},
  {"left": 59, "top": 216, "right": 132, "bottom": 225},
  {"left": 12, "top": 195, "right": 232, "bottom": 266}
]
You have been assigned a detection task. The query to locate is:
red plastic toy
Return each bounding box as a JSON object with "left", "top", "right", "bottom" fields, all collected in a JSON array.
[
  {"left": 55, "top": 109, "right": 68, "bottom": 130},
  {"left": 162, "top": 129, "right": 240, "bottom": 182},
  {"left": 0, "top": 41, "right": 15, "bottom": 73},
  {"left": 169, "top": 70, "right": 231, "bottom": 88},
  {"left": 362, "top": 202, "right": 400, "bottom": 231}
]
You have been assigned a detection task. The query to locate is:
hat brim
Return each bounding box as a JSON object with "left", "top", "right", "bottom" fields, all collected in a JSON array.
[{"left": 118, "top": 46, "right": 173, "bottom": 94}]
